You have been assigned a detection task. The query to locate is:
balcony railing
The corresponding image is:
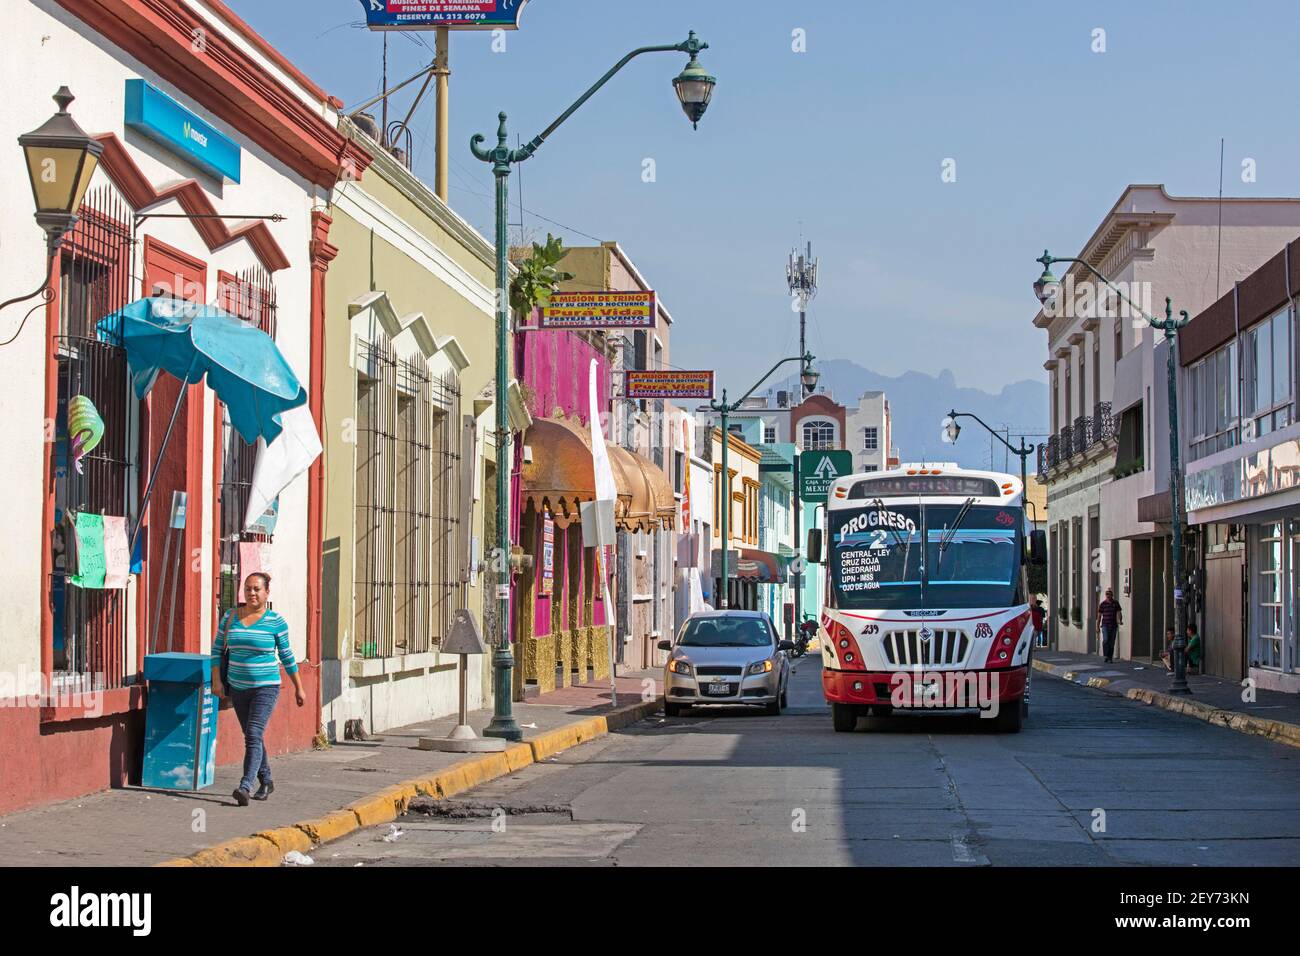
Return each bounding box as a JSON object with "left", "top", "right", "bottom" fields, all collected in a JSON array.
[{"left": 1042, "top": 401, "right": 1119, "bottom": 480}]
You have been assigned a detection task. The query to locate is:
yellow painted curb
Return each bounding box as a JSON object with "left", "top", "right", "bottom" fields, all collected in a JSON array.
[
  {"left": 161, "top": 696, "right": 662, "bottom": 866},
  {"left": 255, "top": 826, "right": 314, "bottom": 857},
  {"left": 187, "top": 835, "right": 281, "bottom": 868},
  {"left": 294, "top": 809, "right": 361, "bottom": 847}
]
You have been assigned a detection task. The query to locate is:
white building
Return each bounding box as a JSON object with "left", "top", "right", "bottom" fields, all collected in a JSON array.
[{"left": 846, "top": 390, "right": 897, "bottom": 473}]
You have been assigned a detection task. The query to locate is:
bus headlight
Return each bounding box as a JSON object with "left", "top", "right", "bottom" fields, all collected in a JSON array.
[{"left": 985, "top": 610, "right": 1032, "bottom": 669}]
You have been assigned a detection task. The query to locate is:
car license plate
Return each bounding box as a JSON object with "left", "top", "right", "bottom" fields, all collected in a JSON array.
[{"left": 707, "top": 683, "right": 730, "bottom": 696}]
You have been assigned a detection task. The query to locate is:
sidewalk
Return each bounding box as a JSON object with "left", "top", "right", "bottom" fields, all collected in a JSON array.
[
  {"left": 1032, "top": 650, "right": 1300, "bottom": 747},
  {"left": 0, "top": 671, "right": 662, "bottom": 867}
]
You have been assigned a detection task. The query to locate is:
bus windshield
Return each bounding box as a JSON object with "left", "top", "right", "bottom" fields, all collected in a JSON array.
[{"left": 828, "top": 502, "right": 1021, "bottom": 610}]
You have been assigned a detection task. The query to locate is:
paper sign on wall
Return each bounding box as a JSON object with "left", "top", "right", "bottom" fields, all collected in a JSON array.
[
  {"left": 541, "top": 511, "right": 554, "bottom": 597},
  {"left": 102, "top": 516, "right": 130, "bottom": 589},
  {"left": 69, "top": 513, "right": 107, "bottom": 589}
]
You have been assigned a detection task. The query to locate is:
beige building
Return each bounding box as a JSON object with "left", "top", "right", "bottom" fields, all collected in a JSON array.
[
  {"left": 319, "top": 122, "right": 500, "bottom": 738},
  {"left": 1035, "top": 185, "right": 1300, "bottom": 659}
]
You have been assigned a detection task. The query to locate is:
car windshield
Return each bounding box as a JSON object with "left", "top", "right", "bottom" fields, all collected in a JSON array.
[
  {"left": 679, "top": 617, "right": 773, "bottom": 647},
  {"left": 828, "top": 502, "right": 1021, "bottom": 610}
]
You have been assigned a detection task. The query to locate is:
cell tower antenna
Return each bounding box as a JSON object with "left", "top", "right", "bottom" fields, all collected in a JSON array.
[{"left": 786, "top": 240, "right": 819, "bottom": 395}]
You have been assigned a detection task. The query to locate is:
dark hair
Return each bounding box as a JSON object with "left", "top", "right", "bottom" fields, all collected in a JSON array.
[{"left": 244, "top": 572, "right": 272, "bottom": 589}]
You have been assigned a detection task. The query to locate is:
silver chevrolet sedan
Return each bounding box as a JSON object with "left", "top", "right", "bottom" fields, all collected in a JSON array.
[{"left": 659, "top": 610, "right": 795, "bottom": 717}]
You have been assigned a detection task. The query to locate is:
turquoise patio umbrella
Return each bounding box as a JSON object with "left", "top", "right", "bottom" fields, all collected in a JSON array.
[{"left": 97, "top": 297, "right": 308, "bottom": 548}]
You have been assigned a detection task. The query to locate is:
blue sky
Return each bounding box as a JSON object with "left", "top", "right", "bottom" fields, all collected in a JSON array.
[{"left": 225, "top": 0, "right": 1300, "bottom": 394}]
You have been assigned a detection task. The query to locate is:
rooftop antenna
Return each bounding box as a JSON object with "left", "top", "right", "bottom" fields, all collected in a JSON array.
[{"left": 786, "top": 240, "right": 818, "bottom": 395}]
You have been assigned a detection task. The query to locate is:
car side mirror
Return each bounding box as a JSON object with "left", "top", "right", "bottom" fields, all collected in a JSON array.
[
  {"left": 807, "top": 528, "right": 823, "bottom": 564},
  {"left": 1029, "top": 529, "right": 1046, "bottom": 566},
  {"left": 657, "top": 639, "right": 672, "bottom": 652},
  {"left": 778, "top": 640, "right": 796, "bottom": 652}
]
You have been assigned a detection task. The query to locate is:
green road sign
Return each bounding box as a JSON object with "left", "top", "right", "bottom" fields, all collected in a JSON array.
[{"left": 799, "top": 449, "right": 853, "bottom": 502}]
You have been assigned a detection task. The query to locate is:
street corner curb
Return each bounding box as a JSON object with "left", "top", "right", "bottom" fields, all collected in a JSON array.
[
  {"left": 529, "top": 716, "right": 607, "bottom": 762},
  {"left": 184, "top": 834, "right": 282, "bottom": 868}
]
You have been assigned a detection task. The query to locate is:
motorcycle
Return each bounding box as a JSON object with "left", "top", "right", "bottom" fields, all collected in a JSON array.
[{"left": 791, "top": 618, "right": 818, "bottom": 658}]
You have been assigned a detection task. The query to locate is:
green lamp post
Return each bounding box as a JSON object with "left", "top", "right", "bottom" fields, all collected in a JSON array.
[
  {"left": 710, "top": 353, "right": 817, "bottom": 609},
  {"left": 1033, "top": 250, "right": 1193, "bottom": 695},
  {"left": 471, "top": 33, "right": 716, "bottom": 741}
]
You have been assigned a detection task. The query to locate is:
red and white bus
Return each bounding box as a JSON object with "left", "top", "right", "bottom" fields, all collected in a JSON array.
[{"left": 810, "top": 464, "right": 1046, "bottom": 733}]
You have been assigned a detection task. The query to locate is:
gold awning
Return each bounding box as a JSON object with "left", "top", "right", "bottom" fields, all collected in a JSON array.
[{"left": 520, "top": 413, "right": 676, "bottom": 532}]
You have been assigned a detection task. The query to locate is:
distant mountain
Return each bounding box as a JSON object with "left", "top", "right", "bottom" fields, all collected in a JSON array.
[{"left": 776, "top": 359, "right": 1049, "bottom": 472}]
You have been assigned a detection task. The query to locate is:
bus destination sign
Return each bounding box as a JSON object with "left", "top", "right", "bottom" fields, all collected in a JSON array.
[{"left": 847, "top": 475, "right": 1002, "bottom": 499}]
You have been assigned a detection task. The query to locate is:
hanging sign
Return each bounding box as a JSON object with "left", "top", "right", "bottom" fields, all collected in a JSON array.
[
  {"left": 541, "top": 511, "right": 554, "bottom": 597},
  {"left": 359, "top": 0, "right": 530, "bottom": 30},
  {"left": 536, "top": 291, "right": 656, "bottom": 330},
  {"left": 69, "top": 513, "right": 107, "bottom": 589},
  {"left": 625, "top": 370, "right": 714, "bottom": 401},
  {"left": 102, "top": 516, "right": 131, "bottom": 589}
]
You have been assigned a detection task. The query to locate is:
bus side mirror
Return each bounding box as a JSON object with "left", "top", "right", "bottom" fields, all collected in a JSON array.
[
  {"left": 807, "top": 529, "right": 823, "bottom": 564},
  {"left": 1029, "top": 529, "right": 1046, "bottom": 566}
]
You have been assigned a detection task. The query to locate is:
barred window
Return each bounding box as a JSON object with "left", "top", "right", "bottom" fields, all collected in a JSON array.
[
  {"left": 51, "top": 185, "right": 136, "bottom": 690},
  {"left": 215, "top": 267, "right": 277, "bottom": 617},
  {"left": 354, "top": 339, "right": 461, "bottom": 659}
]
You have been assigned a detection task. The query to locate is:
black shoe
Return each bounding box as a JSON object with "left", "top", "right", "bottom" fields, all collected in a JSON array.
[
  {"left": 232, "top": 787, "right": 250, "bottom": 806},
  {"left": 253, "top": 780, "right": 275, "bottom": 801}
]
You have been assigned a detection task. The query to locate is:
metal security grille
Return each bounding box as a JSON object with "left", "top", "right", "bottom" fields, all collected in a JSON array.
[
  {"left": 355, "top": 339, "right": 397, "bottom": 658},
  {"left": 354, "top": 342, "right": 462, "bottom": 659},
  {"left": 52, "top": 185, "right": 136, "bottom": 690},
  {"left": 216, "top": 268, "right": 278, "bottom": 616},
  {"left": 882, "top": 630, "right": 970, "bottom": 667}
]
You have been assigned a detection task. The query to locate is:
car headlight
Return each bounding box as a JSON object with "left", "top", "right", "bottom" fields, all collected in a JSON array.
[
  {"left": 668, "top": 659, "right": 692, "bottom": 675},
  {"left": 747, "top": 659, "right": 774, "bottom": 675}
]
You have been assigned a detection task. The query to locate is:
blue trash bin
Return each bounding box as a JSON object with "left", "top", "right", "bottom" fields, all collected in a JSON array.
[{"left": 142, "top": 653, "right": 217, "bottom": 791}]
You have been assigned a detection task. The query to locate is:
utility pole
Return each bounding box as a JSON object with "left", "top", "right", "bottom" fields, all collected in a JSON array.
[{"left": 787, "top": 242, "right": 818, "bottom": 627}]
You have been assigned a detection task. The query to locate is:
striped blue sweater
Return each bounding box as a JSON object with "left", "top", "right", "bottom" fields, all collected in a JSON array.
[{"left": 213, "top": 608, "right": 297, "bottom": 690}]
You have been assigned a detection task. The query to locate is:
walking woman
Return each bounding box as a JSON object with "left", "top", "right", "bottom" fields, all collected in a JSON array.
[{"left": 211, "top": 572, "right": 305, "bottom": 806}]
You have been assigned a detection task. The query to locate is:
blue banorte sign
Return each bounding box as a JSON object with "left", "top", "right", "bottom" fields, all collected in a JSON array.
[
  {"left": 124, "top": 79, "right": 241, "bottom": 183},
  {"left": 359, "top": 0, "right": 529, "bottom": 31}
]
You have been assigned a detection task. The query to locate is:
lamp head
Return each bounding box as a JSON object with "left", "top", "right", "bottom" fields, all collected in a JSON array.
[
  {"left": 799, "top": 355, "right": 819, "bottom": 394},
  {"left": 1033, "top": 250, "right": 1061, "bottom": 308},
  {"left": 18, "top": 87, "right": 103, "bottom": 252},
  {"left": 673, "top": 35, "right": 716, "bottom": 129},
  {"left": 941, "top": 415, "right": 961, "bottom": 444}
]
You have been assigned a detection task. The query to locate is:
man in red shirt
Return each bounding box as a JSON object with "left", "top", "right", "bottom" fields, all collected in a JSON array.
[{"left": 1030, "top": 599, "right": 1046, "bottom": 648}]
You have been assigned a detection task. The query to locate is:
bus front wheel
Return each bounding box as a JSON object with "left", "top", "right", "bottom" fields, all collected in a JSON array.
[
  {"left": 993, "top": 698, "right": 1023, "bottom": 733},
  {"left": 832, "top": 703, "right": 859, "bottom": 733}
]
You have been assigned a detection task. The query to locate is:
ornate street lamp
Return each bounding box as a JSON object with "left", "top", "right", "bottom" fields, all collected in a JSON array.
[
  {"left": 19, "top": 88, "right": 103, "bottom": 254},
  {"left": 1, "top": 88, "right": 103, "bottom": 345},
  {"left": 472, "top": 33, "right": 716, "bottom": 742}
]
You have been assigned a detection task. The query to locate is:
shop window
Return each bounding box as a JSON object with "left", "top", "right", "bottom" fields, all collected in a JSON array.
[
  {"left": 51, "top": 185, "right": 136, "bottom": 690},
  {"left": 1242, "top": 306, "right": 1293, "bottom": 439},
  {"left": 214, "top": 268, "right": 277, "bottom": 618},
  {"left": 353, "top": 339, "right": 462, "bottom": 659},
  {"left": 1188, "top": 339, "right": 1238, "bottom": 461}
]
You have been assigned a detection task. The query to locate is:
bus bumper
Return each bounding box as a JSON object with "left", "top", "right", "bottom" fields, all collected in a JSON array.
[{"left": 823, "top": 666, "right": 1027, "bottom": 707}]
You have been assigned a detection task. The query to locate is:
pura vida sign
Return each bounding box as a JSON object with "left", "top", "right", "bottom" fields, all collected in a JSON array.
[{"left": 359, "top": 0, "right": 530, "bottom": 30}]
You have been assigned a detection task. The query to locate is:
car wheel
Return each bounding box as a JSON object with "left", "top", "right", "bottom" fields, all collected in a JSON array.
[
  {"left": 994, "top": 698, "right": 1023, "bottom": 733},
  {"left": 831, "top": 702, "right": 858, "bottom": 732},
  {"left": 664, "top": 700, "right": 681, "bottom": 718},
  {"left": 765, "top": 695, "right": 781, "bottom": 717},
  {"left": 780, "top": 686, "right": 789, "bottom": 708}
]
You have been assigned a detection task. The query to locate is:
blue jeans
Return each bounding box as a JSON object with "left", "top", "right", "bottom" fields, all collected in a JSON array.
[
  {"left": 230, "top": 685, "right": 279, "bottom": 793},
  {"left": 1101, "top": 625, "right": 1118, "bottom": 661}
]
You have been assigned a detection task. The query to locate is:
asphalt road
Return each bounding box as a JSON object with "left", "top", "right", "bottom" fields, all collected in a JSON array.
[{"left": 317, "top": 660, "right": 1300, "bottom": 867}]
